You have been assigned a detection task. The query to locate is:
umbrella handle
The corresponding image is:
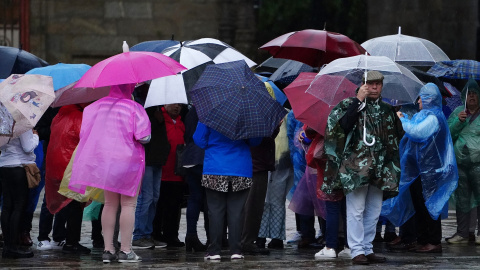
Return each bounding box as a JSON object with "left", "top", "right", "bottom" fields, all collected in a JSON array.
[{"left": 363, "top": 110, "right": 375, "bottom": 146}]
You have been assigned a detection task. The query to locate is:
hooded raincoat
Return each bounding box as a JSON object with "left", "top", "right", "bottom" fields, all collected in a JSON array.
[
  {"left": 382, "top": 83, "right": 459, "bottom": 226},
  {"left": 69, "top": 84, "right": 151, "bottom": 197},
  {"left": 448, "top": 78, "right": 480, "bottom": 213},
  {"left": 321, "top": 93, "right": 402, "bottom": 199}
]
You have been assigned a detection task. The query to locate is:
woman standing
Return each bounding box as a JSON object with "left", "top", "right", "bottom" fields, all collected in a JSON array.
[
  {"left": 69, "top": 84, "right": 151, "bottom": 263},
  {"left": 0, "top": 129, "right": 38, "bottom": 258},
  {"left": 194, "top": 122, "right": 261, "bottom": 260}
]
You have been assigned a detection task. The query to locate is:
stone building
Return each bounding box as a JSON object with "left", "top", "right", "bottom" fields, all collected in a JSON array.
[{"left": 1, "top": 0, "right": 479, "bottom": 65}]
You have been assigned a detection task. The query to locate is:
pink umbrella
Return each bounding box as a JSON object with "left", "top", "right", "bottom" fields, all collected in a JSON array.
[{"left": 75, "top": 41, "right": 187, "bottom": 88}]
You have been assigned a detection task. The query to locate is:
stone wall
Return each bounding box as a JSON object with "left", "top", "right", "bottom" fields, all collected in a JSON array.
[
  {"left": 367, "top": 0, "right": 479, "bottom": 60},
  {"left": 29, "top": 0, "right": 257, "bottom": 65}
]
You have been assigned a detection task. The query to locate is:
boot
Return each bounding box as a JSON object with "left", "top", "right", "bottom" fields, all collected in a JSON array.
[{"left": 185, "top": 234, "right": 207, "bottom": 252}]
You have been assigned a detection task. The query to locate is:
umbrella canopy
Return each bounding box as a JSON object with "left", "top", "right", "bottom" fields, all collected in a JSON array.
[
  {"left": 284, "top": 72, "right": 357, "bottom": 135},
  {"left": 75, "top": 41, "right": 187, "bottom": 89},
  {"left": 0, "top": 46, "right": 49, "bottom": 79},
  {"left": 0, "top": 74, "right": 55, "bottom": 146},
  {"left": 50, "top": 82, "right": 110, "bottom": 108},
  {"left": 162, "top": 38, "right": 256, "bottom": 69},
  {"left": 131, "top": 39, "right": 180, "bottom": 53},
  {"left": 255, "top": 74, "right": 288, "bottom": 106},
  {"left": 190, "top": 60, "right": 287, "bottom": 140},
  {"left": 253, "top": 57, "right": 289, "bottom": 74},
  {"left": 400, "top": 64, "right": 450, "bottom": 97},
  {"left": 361, "top": 27, "right": 450, "bottom": 67},
  {"left": 427, "top": 59, "right": 480, "bottom": 80},
  {"left": 26, "top": 63, "right": 91, "bottom": 91},
  {"left": 259, "top": 29, "right": 366, "bottom": 68},
  {"left": 144, "top": 74, "right": 188, "bottom": 108},
  {"left": 308, "top": 54, "right": 424, "bottom": 106},
  {"left": 268, "top": 60, "right": 316, "bottom": 89}
]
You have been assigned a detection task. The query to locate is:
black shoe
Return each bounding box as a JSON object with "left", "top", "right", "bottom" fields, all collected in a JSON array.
[
  {"left": 62, "top": 243, "right": 91, "bottom": 254},
  {"left": 267, "top": 239, "right": 284, "bottom": 249},
  {"left": 242, "top": 242, "right": 270, "bottom": 255},
  {"left": 185, "top": 234, "right": 207, "bottom": 252},
  {"left": 2, "top": 246, "right": 34, "bottom": 259},
  {"left": 166, "top": 238, "right": 185, "bottom": 248},
  {"left": 256, "top": 237, "right": 266, "bottom": 248},
  {"left": 298, "top": 238, "right": 324, "bottom": 249},
  {"left": 383, "top": 232, "right": 397, "bottom": 243},
  {"left": 373, "top": 232, "right": 384, "bottom": 243}
]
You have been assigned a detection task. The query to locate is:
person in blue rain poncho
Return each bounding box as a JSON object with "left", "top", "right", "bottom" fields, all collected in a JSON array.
[
  {"left": 382, "top": 83, "right": 458, "bottom": 253},
  {"left": 445, "top": 78, "right": 480, "bottom": 244}
]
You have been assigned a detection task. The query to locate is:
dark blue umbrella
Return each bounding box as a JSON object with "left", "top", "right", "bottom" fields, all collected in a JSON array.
[
  {"left": 0, "top": 46, "right": 49, "bottom": 79},
  {"left": 268, "top": 60, "right": 315, "bottom": 89},
  {"left": 190, "top": 60, "right": 287, "bottom": 140},
  {"left": 130, "top": 38, "right": 180, "bottom": 53},
  {"left": 254, "top": 57, "right": 289, "bottom": 74}
]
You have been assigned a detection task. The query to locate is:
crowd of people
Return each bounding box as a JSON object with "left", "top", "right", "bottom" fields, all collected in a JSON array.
[{"left": 0, "top": 69, "right": 479, "bottom": 266}]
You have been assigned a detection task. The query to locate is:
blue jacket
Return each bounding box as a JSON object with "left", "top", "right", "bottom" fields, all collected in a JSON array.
[{"left": 193, "top": 122, "right": 262, "bottom": 177}]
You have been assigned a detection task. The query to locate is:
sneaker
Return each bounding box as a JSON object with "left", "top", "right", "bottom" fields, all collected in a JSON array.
[
  {"left": 314, "top": 247, "right": 337, "bottom": 259},
  {"left": 102, "top": 250, "right": 118, "bottom": 263},
  {"left": 337, "top": 247, "right": 351, "bottom": 259},
  {"left": 62, "top": 243, "right": 91, "bottom": 254},
  {"left": 204, "top": 253, "right": 221, "bottom": 261},
  {"left": 446, "top": 234, "right": 469, "bottom": 244},
  {"left": 51, "top": 240, "right": 66, "bottom": 250},
  {"left": 37, "top": 240, "right": 52, "bottom": 251},
  {"left": 118, "top": 250, "right": 141, "bottom": 263},
  {"left": 231, "top": 254, "right": 244, "bottom": 260},
  {"left": 152, "top": 238, "right": 167, "bottom": 248},
  {"left": 287, "top": 231, "right": 302, "bottom": 244},
  {"left": 132, "top": 238, "right": 154, "bottom": 249}
]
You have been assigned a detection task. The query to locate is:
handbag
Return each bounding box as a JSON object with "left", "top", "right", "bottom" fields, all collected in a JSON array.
[
  {"left": 23, "top": 163, "right": 41, "bottom": 188},
  {"left": 174, "top": 144, "right": 187, "bottom": 177}
]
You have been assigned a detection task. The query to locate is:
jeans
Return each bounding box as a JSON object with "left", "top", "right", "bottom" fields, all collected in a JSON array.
[
  {"left": 185, "top": 165, "right": 208, "bottom": 236},
  {"left": 133, "top": 166, "right": 162, "bottom": 240},
  {"left": 346, "top": 184, "right": 383, "bottom": 258},
  {"left": 325, "top": 199, "right": 347, "bottom": 249}
]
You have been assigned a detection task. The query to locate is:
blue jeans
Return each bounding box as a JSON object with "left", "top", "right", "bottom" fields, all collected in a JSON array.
[
  {"left": 133, "top": 166, "right": 162, "bottom": 240},
  {"left": 325, "top": 199, "right": 346, "bottom": 249}
]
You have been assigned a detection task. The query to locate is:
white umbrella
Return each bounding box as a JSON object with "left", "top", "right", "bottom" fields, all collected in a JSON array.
[
  {"left": 361, "top": 26, "right": 450, "bottom": 67},
  {"left": 144, "top": 74, "right": 188, "bottom": 108}
]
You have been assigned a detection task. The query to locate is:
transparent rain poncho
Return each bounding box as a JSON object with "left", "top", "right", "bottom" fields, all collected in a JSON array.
[
  {"left": 382, "top": 83, "right": 459, "bottom": 226},
  {"left": 448, "top": 78, "right": 480, "bottom": 213}
]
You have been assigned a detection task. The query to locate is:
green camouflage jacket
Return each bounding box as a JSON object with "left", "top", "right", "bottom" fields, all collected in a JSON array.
[{"left": 321, "top": 97, "right": 402, "bottom": 199}]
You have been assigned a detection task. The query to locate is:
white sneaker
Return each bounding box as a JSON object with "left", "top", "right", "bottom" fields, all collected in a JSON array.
[
  {"left": 204, "top": 253, "right": 221, "bottom": 261},
  {"left": 337, "top": 247, "right": 351, "bottom": 259},
  {"left": 51, "top": 240, "right": 66, "bottom": 250},
  {"left": 37, "top": 240, "right": 52, "bottom": 250},
  {"left": 314, "top": 247, "right": 337, "bottom": 259},
  {"left": 286, "top": 231, "right": 302, "bottom": 244},
  {"left": 231, "top": 254, "right": 244, "bottom": 260}
]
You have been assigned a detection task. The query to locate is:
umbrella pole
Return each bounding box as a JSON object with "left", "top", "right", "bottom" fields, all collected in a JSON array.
[
  {"left": 363, "top": 54, "right": 375, "bottom": 146},
  {"left": 465, "top": 87, "right": 469, "bottom": 113}
]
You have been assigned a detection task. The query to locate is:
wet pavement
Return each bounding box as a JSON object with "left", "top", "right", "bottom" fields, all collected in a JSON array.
[{"left": 2, "top": 192, "right": 480, "bottom": 269}]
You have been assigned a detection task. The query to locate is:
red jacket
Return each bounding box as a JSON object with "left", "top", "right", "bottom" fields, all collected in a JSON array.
[
  {"left": 161, "top": 107, "right": 185, "bottom": 182},
  {"left": 45, "top": 104, "right": 83, "bottom": 214}
]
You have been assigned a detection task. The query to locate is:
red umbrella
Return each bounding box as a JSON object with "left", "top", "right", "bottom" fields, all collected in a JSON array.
[
  {"left": 259, "top": 29, "right": 366, "bottom": 68},
  {"left": 284, "top": 72, "right": 357, "bottom": 135}
]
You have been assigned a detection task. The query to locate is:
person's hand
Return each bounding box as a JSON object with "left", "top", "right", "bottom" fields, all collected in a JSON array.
[
  {"left": 458, "top": 111, "right": 467, "bottom": 122},
  {"left": 357, "top": 84, "right": 369, "bottom": 101},
  {"left": 298, "top": 131, "right": 305, "bottom": 143},
  {"left": 396, "top": 111, "right": 404, "bottom": 119},
  {"left": 32, "top": 129, "right": 38, "bottom": 135}
]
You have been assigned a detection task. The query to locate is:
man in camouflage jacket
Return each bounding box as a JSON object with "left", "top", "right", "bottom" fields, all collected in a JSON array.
[{"left": 321, "top": 71, "right": 402, "bottom": 265}]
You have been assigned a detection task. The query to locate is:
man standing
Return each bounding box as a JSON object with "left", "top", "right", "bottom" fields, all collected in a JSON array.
[
  {"left": 447, "top": 78, "right": 480, "bottom": 244},
  {"left": 321, "top": 71, "right": 402, "bottom": 265}
]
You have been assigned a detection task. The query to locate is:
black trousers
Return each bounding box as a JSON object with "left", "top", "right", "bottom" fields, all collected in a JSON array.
[
  {"left": 153, "top": 181, "right": 184, "bottom": 243},
  {"left": 59, "top": 200, "right": 85, "bottom": 245},
  {"left": 410, "top": 177, "right": 442, "bottom": 245},
  {"left": 0, "top": 167, "right": 29, "bottom": 248}
]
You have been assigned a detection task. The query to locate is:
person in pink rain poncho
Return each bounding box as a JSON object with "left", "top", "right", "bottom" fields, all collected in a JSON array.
[{"left": 69, "top": 83, "right": 151, "bottom": 263}]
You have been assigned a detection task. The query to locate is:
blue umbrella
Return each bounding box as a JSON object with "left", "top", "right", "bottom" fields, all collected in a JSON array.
[
  {"left": 427, "top": 60, "right": 480, "bottom": 80},
  {"left": 130, "top": 39, "right": 180, "bottom": 53},
  {"left": 190, "top": 60, "right": 287, "bottom": 140},
  {"left": 26, "top": 63, "right": 91, "bottom": 91}
]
